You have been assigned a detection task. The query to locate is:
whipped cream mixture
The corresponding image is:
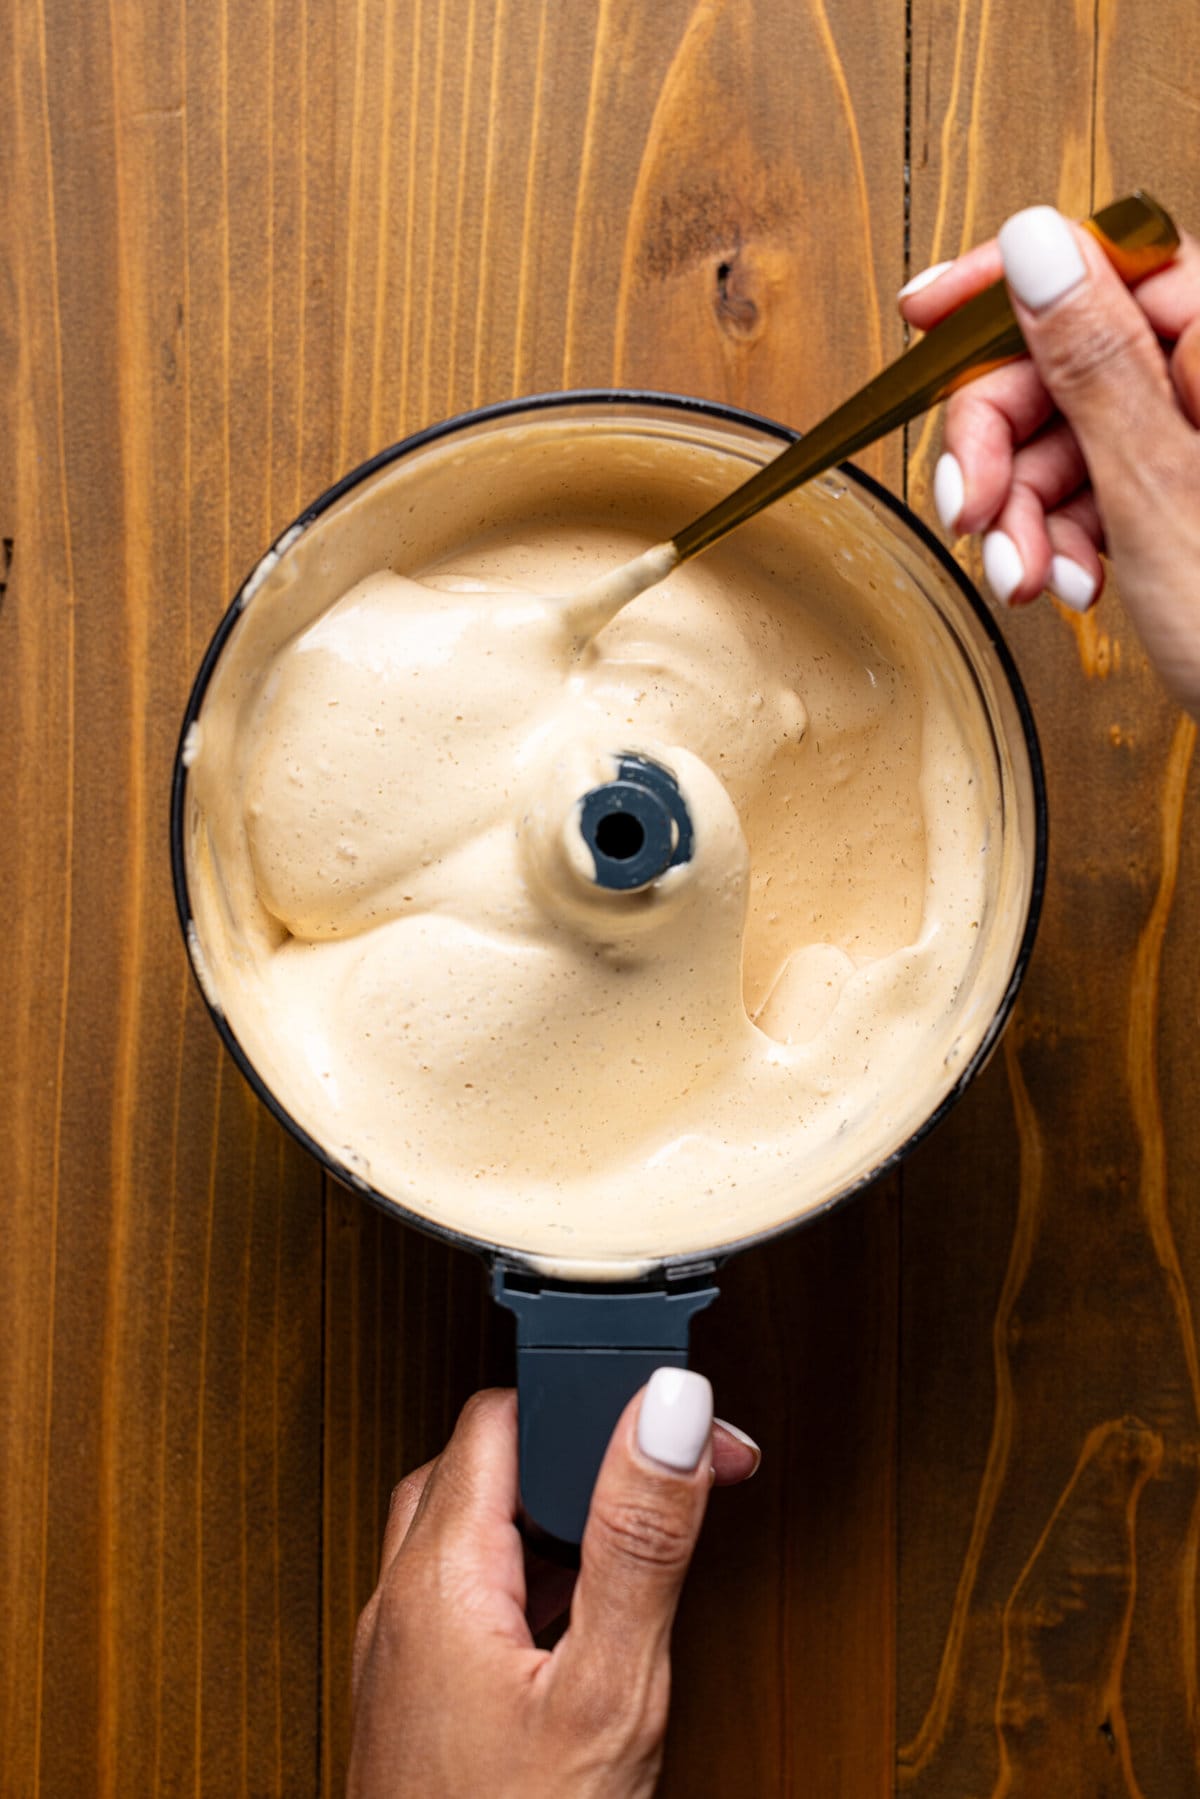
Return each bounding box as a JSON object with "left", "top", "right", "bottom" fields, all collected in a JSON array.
[{"left": 184, "top": 417, "right": 1030, "bottom": 1276}]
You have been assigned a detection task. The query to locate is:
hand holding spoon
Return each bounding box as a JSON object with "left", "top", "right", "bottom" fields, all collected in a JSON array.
[{"left": 562, "top": 191, "right": 1180, "bottom": 640}]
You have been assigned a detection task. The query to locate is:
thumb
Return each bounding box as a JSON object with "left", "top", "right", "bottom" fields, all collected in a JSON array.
[
  {"left": 997, "top": 205, "right": 1192, "bottom": 535},
  {"left": 550, "top": 1369, "right": 712, "bottom": 1712}
]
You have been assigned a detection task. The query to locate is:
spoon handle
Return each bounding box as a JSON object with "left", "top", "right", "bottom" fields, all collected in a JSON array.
[{"left": 671, "top": 191, "right": 1180, "bottom": 565}]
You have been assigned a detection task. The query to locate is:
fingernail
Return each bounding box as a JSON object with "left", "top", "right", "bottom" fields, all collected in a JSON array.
[
  {"left": 933, "top": 451, "right": 965, "bottom": 533},
  {"left": 1049, "top": 553, "right": 1097, "bottom": 613},
  {"left": 982, "top": 530, "right": 1025, "bottom": 605},
  {"left": 714, "top": 1417, "right": 763, "bottom": 1477},
  {"left": 998, "top": 206, "right": 1087, "bottom": 312},
  {"left": 638, "top": 1368, "right": 713, "bottom": 1473},
  {"left": 898, "top": 260, "right": 953, "bottom": 300}
]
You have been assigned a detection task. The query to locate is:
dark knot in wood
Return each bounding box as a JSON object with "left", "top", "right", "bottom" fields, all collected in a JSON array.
[{"left": 714, "top": 253, "right": 760, "bottom": 339}]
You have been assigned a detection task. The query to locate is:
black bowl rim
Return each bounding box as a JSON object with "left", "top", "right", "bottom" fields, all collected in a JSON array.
[{"left": 170, "top": 386, "right": 1048, "bottom": 1284}]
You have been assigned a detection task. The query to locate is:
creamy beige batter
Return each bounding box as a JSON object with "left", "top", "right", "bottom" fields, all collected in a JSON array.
[{"left": 184, "top": 413, "right": 1033, "bottom": 1277}]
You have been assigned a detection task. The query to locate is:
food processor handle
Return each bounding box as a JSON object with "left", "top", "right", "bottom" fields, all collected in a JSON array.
[{"left": 492, "top": 1268, "right": 719, "bottom": 1552}]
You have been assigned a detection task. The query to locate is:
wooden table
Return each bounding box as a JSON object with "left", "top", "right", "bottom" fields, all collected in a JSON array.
[{"left": 4, "top": 1, "right": 1199, "bottom": 1791}]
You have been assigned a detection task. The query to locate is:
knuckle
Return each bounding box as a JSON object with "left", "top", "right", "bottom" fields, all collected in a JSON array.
[
  {"left": 1006, "top": 470, "right": 1041, "bottom": 513},
  {"left": 589, "top": 1496, "right": 695, "bottom": 1570},
  {"left": 1037, "top": 305, "right": 1150, "bottom": 397},
  {"left": 388, "top": 1469, "right": 422, "bottom": 1515},
  {"left": 458, "top": 1388, "right": 494, "bottom": 1426},
  {"left": 353, "top": 1592, "right": 379, "bottom": 1658},
  {"left": 456, "top": 1386, "right": 514, "bottom": 1433}
]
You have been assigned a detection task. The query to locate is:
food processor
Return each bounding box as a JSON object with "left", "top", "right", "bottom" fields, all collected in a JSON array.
[{"left": 171, "top": 390, "right": 1046, "bottom": 1547}]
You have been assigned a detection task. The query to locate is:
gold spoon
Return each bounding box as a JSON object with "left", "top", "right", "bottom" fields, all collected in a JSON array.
[{"left": 565, "top": 190, "right": 1180, "bottom": 637}]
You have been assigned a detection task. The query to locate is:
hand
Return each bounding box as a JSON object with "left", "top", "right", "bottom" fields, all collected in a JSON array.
[
  {"left": 899, "top": 204, "right": 1200, "bottom": 717},
  {"left": 349, "top": 1375, "right": 760, "bottom": 1798}
]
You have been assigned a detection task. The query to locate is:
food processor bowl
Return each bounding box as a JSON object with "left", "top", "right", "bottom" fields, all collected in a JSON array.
[{"left": 172, "top": 391, "right": 1046, "bottom": 1546}]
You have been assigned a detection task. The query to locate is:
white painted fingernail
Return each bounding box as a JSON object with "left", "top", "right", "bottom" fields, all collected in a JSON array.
[
  {"left": 983, "top": 530, "right": 1025, "bottom": 605},
  {"left": 933, "top": 451, "right": 965, "bottom": 533},
  {"left": 998, "top": 206, "right": 1087, "bottom": 312},
  {"left": 714, "top": 1417, "right": 762, "bottom": 1475},
  {"left": 638, "top": 1368, "right": 713, "bottom": 1472},
  {"left": 898, "top": 260, "right": 954, "bottom": 300},
  {"left": 1049, "top": 554, "right": 1097, "bottom": 613}
]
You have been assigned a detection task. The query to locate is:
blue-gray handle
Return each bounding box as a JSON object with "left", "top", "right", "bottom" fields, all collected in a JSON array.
[{"left": 493, "top": 1269, "right": 719, "bottom": 1549}]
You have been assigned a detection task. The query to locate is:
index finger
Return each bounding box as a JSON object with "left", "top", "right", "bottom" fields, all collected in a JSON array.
[
  {"left": 413, "top": 1388, "right": 521, "bottom": 1545},
  {"left": 400, "top": 1388, "right": 532, "bottom": 1645},
  {"left": 899, "top": 238, "right": 1003, "bottom": 330},
  {"left": 901, "top": 222, "right": 1199, "bottom": 340}
]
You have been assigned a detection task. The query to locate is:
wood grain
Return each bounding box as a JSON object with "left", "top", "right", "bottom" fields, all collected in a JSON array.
[
  {"left": 0, "top": 0, "right": 330, "bottom": 1789},
  {"left": 2, "top": 0, "right": 1198, "bottom": 1793},
  {"left": 900, "top": 4, "right": 1200, "bottom": 1794}
]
